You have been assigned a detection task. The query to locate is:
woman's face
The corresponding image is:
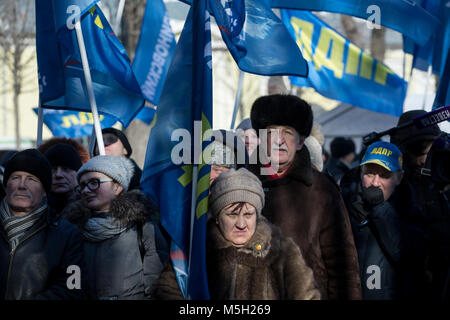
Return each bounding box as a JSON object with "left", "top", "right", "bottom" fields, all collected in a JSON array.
[
  {"left": 217, "top": 202, "right": 257, "bottom": 248},
  {"left": 79, "top": 171, "right": 122, "bottom": 212}
]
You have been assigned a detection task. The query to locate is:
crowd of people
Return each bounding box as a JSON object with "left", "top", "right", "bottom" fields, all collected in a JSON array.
[{"left": 0, "top": 94, "right": 448, "bottom": 300}]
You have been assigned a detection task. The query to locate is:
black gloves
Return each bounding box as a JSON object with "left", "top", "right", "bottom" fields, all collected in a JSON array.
[
  {"left": 351, "top": 185, "right": 385, "bottom": 227},
  {"left": 361, "top": 185, "right": 385, "bottom": 208}
]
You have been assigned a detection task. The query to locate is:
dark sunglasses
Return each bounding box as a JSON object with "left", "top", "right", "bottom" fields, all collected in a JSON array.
[{"left": 102, "top": 134, "right": 119, "bottom": 147}]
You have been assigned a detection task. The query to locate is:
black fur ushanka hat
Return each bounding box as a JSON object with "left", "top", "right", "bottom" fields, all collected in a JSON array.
[{"left": 250, "top": 94, "right": 313, "bottom": 137}]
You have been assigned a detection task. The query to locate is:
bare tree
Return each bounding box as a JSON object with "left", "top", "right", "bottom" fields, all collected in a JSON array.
[
  {"left": 370, "top": 26, "right": 386, "bottom": 62},
  {"left": 121, "top": 0, "right": 146, "bottom": 62},
  {"left": 0, "top": 0, "right": 36, "bottom": 150},
  {"left": 340, "top": 15, "right": 363, "bottom": 49},
  {"left": 120, "top": 0, "right": 149, "bottom": 168}
]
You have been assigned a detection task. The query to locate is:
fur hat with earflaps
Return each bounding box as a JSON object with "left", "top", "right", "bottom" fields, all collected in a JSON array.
[{"left": 250, "top": 94, "right": 313, "bottom": 137}]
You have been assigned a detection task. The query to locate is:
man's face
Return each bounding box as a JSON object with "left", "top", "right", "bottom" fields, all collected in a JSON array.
[
  {"left": 361, "top": 163, "right": 403, "bottom": 201},
  {"left": 96, "top": 133, "right": 128, "bottom": 157},
  {"left": 6, "top": 171, "right": 46, "bottom": 216},
  {"left": 210, "top": 165, "right": 230, "bottom": 185},
  {"left": 404, "top": 140, "right": 434, "bottom": 173},
  {"left": 51, "top": 166, "right": 78, "bottom": 194},
  {"left": 266, "top": 125, "right": 304, "bottom": 173}
]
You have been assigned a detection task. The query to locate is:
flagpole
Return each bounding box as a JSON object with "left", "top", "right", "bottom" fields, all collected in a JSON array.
[
  {"left": 36, "top": 100, "right": 44, "bottom": 147},
  {"left": 230, "top": 70, "right": 244, "bottom": 129},
  {"left": 89, "top": 127, "right": 97, "bottom": 157},
  {"left": 187, "top": 164, "right": 199, "bottom": 297},
  {"left": 74, "top": 19, "right": 106, "bottom": 155}
]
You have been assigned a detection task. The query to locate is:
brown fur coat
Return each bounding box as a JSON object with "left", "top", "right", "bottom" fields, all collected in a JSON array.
[
  {"left": 153, "top": 217, "right": 321, "bottom": 300},
  {"left": 249, "top": 147, "right": 362, "bottom": 300}
]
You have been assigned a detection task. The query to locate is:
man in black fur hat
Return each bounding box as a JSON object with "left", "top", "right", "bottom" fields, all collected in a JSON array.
[{"left": 249, "top": 94, "right": 362, "bottom": 300}]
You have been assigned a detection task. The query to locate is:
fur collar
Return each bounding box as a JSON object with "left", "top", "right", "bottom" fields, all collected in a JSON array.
[
  {"left": 207, "top": 216, "right": 282, "bottom": 265},
  {"left": 61, "top": 189, "right": 154, "bottom": 228}
]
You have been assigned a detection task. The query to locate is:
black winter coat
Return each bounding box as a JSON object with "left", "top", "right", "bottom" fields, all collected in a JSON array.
[
  {"left": 0, "top": 206, "right": 86, "bottom": 300},
  {"left": 324, "top": 157, "right": 351, "bottom": 183},
  {"left": 341, "top": 168, "right": 428, "bottom": 300}
]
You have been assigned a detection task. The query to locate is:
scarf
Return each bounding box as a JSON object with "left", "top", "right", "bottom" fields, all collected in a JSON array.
[
  {"left": 0, "top": 198, "right": 47, "bottom": 251},
  {"left": 82, "top": 212, "right": 127, "bottom": 242}
]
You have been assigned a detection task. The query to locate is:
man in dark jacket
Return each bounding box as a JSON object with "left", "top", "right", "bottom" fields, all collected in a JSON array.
[
  {"left": 44, "top": 143, "right": 83, "bottom": 215},
  {"left": 341, "top": 141, "right": 428, "bottom": 299},
  {"left": 325, "top": 137, "right": 356, "bottom": 183},
  {"left": 0, "top": 149, "right": 85, "bottom": 300},
  {"left": 389, "top": 110, "right": 449, "bottom": 300},
  {"left": 249, "top": 94, "right": 362, "bottom": 300},
  {"left": 95, "top": 127, "right": 142, "bottom": 190}
]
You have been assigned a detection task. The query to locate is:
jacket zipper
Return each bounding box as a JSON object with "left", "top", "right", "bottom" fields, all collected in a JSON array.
[{"left": 4, "top": 224, "right": 47, "bottom": 300}]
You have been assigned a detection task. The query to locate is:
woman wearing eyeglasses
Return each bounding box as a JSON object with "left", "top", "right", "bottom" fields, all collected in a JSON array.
[{"left": 61, "top": 155, "right": 169, "bottom": 300}]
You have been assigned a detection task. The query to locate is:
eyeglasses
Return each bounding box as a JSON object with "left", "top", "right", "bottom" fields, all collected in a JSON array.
[{"left": 76, "top": 178, "right": 113, "bottom": 193}]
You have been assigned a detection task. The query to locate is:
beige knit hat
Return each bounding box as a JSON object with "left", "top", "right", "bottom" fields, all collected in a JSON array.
[{"left": 209, "top": 168, "right": 265, "bottom": 217}]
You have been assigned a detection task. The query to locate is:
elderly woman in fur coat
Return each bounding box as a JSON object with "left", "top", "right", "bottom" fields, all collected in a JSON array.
[
  {"left": 62, "top": 155, "right": 168, "bottom": 300},
  {"left": 154, "top": 168, "right": 320, "bottom": 300}
]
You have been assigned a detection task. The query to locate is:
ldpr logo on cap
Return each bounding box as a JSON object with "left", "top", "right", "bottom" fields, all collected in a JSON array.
[{"left": 360, "top": 141, "right": 403, "bottom": 172}]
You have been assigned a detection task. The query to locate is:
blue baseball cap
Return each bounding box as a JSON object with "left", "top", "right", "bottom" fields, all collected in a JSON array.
[{"left": 360, "top": 141, "right": 403, "bottom": 172}]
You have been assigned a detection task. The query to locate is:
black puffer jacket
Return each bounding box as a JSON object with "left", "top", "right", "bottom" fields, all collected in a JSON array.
[
  {"left": 0, "top": 205, "right": 86, "bottom": 300},
  {"left": 62, "top": 190, "right": 169, "bottom": 300},
  {"left": 341, "top": 168, "right": 428, "bottom": 300}
]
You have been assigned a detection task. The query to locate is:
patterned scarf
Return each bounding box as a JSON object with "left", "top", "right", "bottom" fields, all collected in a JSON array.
[
  {"left": 82, "top": 213, "right": 127, "bottom": 242},
  {"left": 0, "top": 198, "right": 47, "bottom": 251}
]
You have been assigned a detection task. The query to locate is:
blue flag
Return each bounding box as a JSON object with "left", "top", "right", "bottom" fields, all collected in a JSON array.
[
  {"left": 33, "top": 108, "right": 117, "bottom": 138},
  {"left": 180, "top": 0, "right": 308, "bottom": 77},
  {"left": 271, "top": 0, "right": 440, "bottom": 46},
  {"left": 132, "top": 0, "right": 176, "bottom": 106},
  {"left": 135, "top": 106, "right": 156, "bottom": 125},
  {"left": 36, "top": 1, "right": 145, "bottom": 127},
  {"left": 140, "top": 2, "right": 212, "bottom": 300},
  {"left": 403, "top": 0, "right": 441, "bottom": 73},
  {"left": 283, "top": 10, "right": 407, "bottom": 116},
  {"left": 210, "top": 0, "right": 308, "bottom": 77}
]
